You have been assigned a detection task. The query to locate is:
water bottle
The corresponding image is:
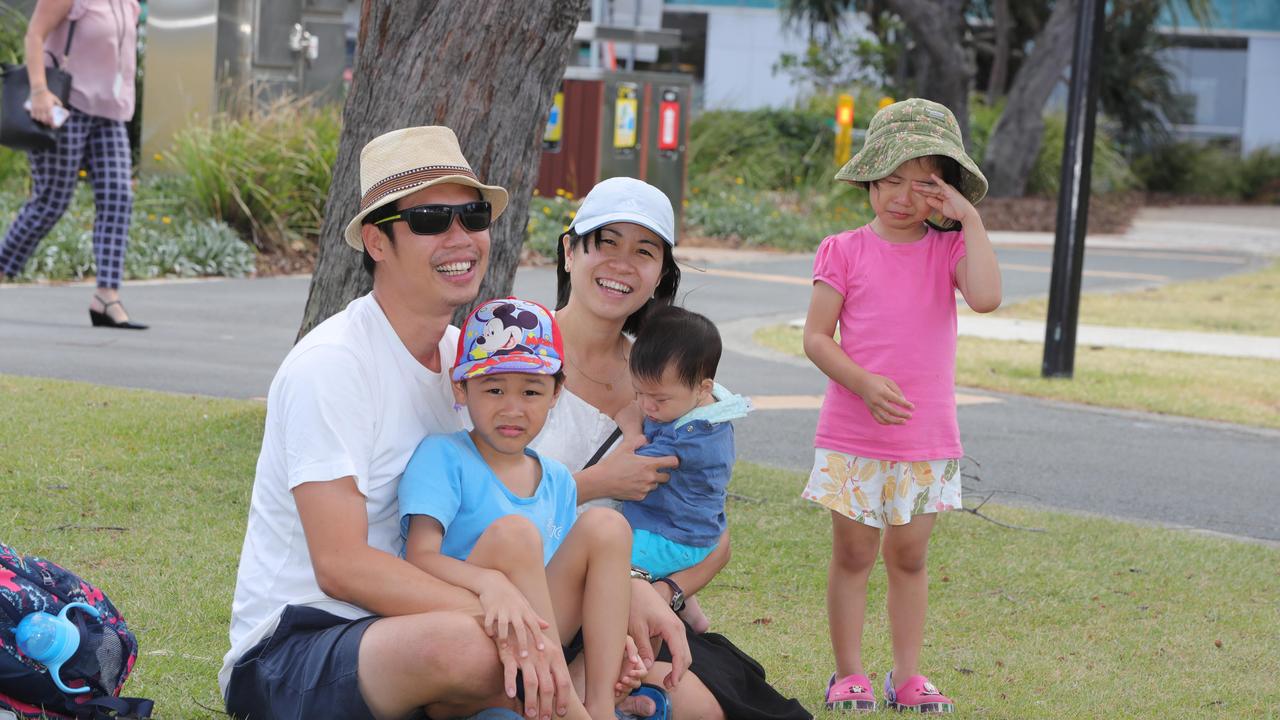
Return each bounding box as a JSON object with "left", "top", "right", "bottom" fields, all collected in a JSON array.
[{"left": 15, "top": 602, "right": 100, "bottom": 694}]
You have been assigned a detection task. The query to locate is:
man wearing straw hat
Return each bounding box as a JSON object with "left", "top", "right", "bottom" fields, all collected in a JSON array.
[{"left": 219, "top": 127, "right": 561, "bottom": 720}]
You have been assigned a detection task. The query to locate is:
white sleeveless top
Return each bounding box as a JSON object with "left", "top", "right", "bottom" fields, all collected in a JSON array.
[{"left": 530, "top": 387, "right": 624, "bottom": 511}]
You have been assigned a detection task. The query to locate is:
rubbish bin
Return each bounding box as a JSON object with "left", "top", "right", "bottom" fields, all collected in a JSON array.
[{"left": 537, "top": 67, "right": 692, "bottom": 227}]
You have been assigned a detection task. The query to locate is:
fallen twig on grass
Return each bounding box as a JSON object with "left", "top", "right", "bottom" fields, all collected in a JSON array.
[
  {"left": 53, "top": 524, "right": 127, "bottom": 532},
  {"left": 193, "top": 698, "right": 229, "bottom": 716},
  {"left": 959, "top": 456, "right": 1047, "bottom": 532},
  {"left": 960, "top": 491, "right": 1047, "bottom": 532}
]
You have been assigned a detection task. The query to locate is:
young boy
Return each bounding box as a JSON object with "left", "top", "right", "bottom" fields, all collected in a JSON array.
[
  {"left": 398, "top": 298, "right": 640, "bottom": 720},
  {"left": 623, "top": 306, "right": 751, "bottom": 632}
]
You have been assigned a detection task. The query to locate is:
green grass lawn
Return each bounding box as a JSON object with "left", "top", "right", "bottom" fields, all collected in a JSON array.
[
  {"left": 755, "top": 327, "right": 1280, "bottom": 430},
  {"left": 3, "top": 375, "right": 1278, "bottom": 718},
  {"left": 991, "top": 260, "right": 1280, "bottom": 337}
]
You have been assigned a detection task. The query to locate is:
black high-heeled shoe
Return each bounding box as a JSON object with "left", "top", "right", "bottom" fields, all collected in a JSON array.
[{"left": 89, "top": 295, "right": 148, "bottom": 330}]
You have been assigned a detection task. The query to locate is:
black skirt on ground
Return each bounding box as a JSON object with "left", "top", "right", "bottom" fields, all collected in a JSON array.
[{"left": 658, "top": 624, "right": 812, "bottom": 720}]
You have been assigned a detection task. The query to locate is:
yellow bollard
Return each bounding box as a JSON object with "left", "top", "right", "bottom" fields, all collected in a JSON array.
[{"left": 834, "top": 93, "right": 855, "bottom": 165}]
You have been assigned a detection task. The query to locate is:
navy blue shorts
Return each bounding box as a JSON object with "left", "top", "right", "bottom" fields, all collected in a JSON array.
[{"left": 225, "top": 605, "right": 380, "bottom": 720}]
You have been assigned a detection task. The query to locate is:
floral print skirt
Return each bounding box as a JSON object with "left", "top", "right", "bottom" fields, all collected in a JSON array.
[{"left": 802, "top": 449, "right": 962, "bottom": 528}]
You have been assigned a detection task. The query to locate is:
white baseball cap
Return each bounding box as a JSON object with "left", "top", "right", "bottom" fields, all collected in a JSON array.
[{"left": 571, "top": 177, "right": 676, "bottom": 246}]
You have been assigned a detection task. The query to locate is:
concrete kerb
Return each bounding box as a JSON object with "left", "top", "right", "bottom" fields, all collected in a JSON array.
[{"left": 784, "top": 315, "right": 1280, "bottom": 360}]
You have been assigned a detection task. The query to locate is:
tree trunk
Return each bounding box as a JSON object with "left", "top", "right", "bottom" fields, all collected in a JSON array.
[
  {"left": 297, "top": 0, "right": 589, "bottom": 340},
  {"left": 983, "top": 0, "right": 1079, "bottom": 197},
  {"left": 886, "top": 0, "right": 972, "bottom": 147},
  {"left": 986, "top": 0, "right": 1010, "bottom": 103}
]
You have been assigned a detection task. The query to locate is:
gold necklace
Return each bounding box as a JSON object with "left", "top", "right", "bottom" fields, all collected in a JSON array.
[{"left": 566, "top": 347, "right": 628, "bottom": 392}]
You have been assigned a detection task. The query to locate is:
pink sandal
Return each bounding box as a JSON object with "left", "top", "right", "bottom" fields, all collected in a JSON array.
[
  {"left": 825, "top": 672, "right": 876, "bottom": 712},
  {"left": 884, "top": 671, "right": 954, "bottom": 713}
]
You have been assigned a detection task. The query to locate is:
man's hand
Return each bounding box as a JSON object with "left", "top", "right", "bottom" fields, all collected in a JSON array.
[
  {"left": 627, "top": 579, "right": 690, "bottom": 690},
  {"left": 502, "top": 631, "right": 573, "bottom": 720}
]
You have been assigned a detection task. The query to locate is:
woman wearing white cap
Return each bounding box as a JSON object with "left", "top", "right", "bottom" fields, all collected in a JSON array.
[{"left": 531, "top": 178, "right": 809, "bottom": 720}]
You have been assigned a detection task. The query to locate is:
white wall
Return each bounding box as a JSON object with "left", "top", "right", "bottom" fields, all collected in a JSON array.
[
  {"left": 701, "top": 7, "right": 808, "bottom": 109},
  {"left": 1242, "top": 36, "right": 1280, "bottom": 153}
]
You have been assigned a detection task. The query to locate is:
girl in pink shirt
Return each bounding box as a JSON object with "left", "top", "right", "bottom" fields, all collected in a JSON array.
[{"left": 801, "top": 99, "right": 1002, "bottom": 714}]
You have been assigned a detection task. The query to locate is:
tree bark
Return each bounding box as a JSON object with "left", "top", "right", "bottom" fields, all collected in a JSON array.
[
  {"left": 986, "top": 0, "right": 1010, "bottom": 103},
  {"left": 983, "top": 0, "right": 1079, "bottom": 197},
  {"left": 885, "top": 0, "right": 972, "bottom": 147},
  {"left": 297, "top": 0, "right": 589, "bottom": 340}
]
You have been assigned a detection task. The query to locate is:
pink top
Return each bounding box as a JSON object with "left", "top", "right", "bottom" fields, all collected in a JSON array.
[
  {"left": 812, "top": 224, "right": 967, "bottom": 461},
  {"left": 44, "top": 0, "right": 140, "bottom": 122}
]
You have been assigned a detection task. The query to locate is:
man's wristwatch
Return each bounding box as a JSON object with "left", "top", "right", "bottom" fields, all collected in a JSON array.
[{"left": 652, "top": 577, "right": 685, "bottom": 613}]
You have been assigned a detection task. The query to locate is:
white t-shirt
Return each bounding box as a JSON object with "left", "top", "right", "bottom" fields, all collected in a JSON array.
[{"left": 218, "top": 294, "right": 462, "bottom": 694}]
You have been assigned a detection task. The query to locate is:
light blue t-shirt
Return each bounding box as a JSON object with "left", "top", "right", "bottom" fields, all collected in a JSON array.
[{"left": 399, "top": 430, "right": 578, "bottom": 565}]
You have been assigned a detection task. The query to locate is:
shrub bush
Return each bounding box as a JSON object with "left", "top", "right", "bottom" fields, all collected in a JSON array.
[
  {"left": 687, "top": 104, "right": 836, "bottom": 191},
  {"left": 1238, "top": 147, "right": 1280, "bottom": 203},
  {"left": 1133, "top": 141, "right": 1280, "bottom": 203},
  {"left": 685, "top": 179, "right": 874, "bottom": 251},
  {"left": 969, "top": 98, "right": 1137, "bottom": 197},
  {"left": 0, "top": 147, "right": 27, "bottom": 192},
  {"left": 162, "top": 94, "right": 341, "bottom": 254},
  {"left": 0, "top": 181, "right": 254, "bottom": 282},
  {"left": 525, "top": 190, "right": 578, "bottom": 260},
  {"left": 1026, "top": 114, "right": 1138, "bottom": 196},
  {"left": 0, "top": 1, "right": 24, "bottom": 66}
]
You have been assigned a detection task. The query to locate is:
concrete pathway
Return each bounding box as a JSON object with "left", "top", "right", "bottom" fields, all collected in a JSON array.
[
  {"left": 983, "top": 205, "right": 1280, "bottom": 257},
  {"left": 784, "top": 314, "right": 1280, "bottom": 360},
  {"left": 956, "top": 316, "right": 1280, "bottom": 360}
]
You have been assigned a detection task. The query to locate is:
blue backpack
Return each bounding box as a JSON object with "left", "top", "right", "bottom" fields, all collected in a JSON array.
[{"left": 0, "top": 542, "right": 153, "bottom": 719}]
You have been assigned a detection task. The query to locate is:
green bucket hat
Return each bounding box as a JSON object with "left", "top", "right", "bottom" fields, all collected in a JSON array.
[{"left": 835, "top": 98, "right": 988, "bottom": 205}]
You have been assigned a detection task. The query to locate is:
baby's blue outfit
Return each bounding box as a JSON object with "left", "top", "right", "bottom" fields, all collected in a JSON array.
[
  {"left": 623, "top": 383, "right": 751, "bottom": 578},
  {"left": 399, "top": 430, "right": 578, "bottom": 565}
]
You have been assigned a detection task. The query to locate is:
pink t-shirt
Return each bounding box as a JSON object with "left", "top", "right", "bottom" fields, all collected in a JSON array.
[
  {"left": 812, "top": 224, "right": 967, "bottom": 461},
  {"left": 44, "top": 0, "right": 140, "bottom": 122}
]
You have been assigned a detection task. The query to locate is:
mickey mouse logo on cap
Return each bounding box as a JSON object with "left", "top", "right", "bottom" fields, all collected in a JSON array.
[{"left": 452, "top": 298, "right": 564, "bottom": 382}]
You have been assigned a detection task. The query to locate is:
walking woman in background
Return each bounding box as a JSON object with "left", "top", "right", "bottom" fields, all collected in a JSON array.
[{"left": 1, "top": 0, "right": 146, "bottom": 329}]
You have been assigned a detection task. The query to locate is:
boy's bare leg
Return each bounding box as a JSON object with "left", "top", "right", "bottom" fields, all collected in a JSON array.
[
  {"left": 469, "top": 515, "right": 591, "bottom": 720},
  {"left": 546, "top": 507, "right": 634, "bottom": 719}
]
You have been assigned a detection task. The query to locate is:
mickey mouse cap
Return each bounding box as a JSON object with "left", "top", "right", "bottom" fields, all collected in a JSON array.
[{"left": 452, "top": 298, "right": 564, "bottom": 382}]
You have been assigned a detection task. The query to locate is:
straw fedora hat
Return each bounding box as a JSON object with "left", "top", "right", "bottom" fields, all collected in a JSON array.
[{"left": 342, "top": 126, "right": 509, "bottom": 250}]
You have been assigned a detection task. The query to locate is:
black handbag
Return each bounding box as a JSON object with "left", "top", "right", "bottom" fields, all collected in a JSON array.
[{"left": 0, "top": 20, "right": 77, "bottom": 152}]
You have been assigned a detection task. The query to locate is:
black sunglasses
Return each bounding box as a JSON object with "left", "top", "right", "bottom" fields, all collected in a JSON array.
[{"left": 374, "top": 201, "right": 492, "bottom": 235}]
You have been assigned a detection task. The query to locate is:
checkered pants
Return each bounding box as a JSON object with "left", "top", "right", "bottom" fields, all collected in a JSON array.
[{"left": 0, "top": 108, "right": 133, "bottom": 289}]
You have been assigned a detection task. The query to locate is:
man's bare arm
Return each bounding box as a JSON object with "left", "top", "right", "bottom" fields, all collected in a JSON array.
[{"left": 293, "top": 477, "right": 482, "bottom": 617}]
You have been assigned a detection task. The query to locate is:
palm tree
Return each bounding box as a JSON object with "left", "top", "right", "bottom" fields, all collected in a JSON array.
[
  {"left": 783, "top": 0, "right": 1211, "bottom": 196},
  {"left": 984, "top": 0, "right": 1211, "bottom": 196},
  {"left": 780, "top": 0, "right": 973, "bottom": 147}
]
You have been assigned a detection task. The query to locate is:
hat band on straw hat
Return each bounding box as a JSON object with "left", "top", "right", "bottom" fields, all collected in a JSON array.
[{"left": 360, "top": 164, "right": 479, "bottom": 211}]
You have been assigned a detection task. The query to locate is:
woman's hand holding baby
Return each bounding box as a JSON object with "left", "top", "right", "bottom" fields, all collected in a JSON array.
[{"left": 597, "top": 434, "right": 678, "bottom": 501}]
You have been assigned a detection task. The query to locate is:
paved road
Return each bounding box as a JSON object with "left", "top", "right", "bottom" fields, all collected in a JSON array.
[{"left": 2, "top": 244, "right": 1277, "bottom": 542}]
